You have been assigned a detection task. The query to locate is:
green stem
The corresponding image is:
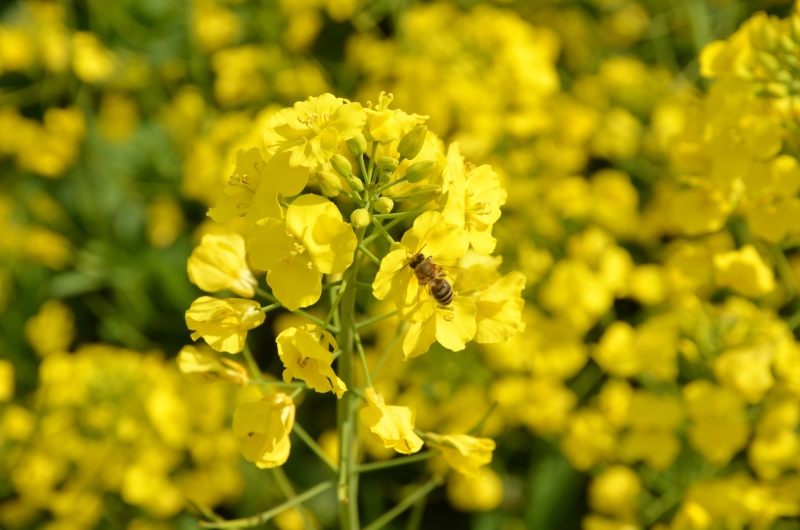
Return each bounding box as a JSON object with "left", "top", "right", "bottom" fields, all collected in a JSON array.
[
  {"left": 241, "top": 344, "right": 262, "bottom": 380},
  {"left": 362, "top": 479, "right": 440, "bottom": 530},
  {"left": 367, "top": 142, "right": 379, "bottom": 184},
  {"left": 353, "top": 321, "right": 373, "bottom": 389},
  {"left": 370, "top": 218, "right": 396, "bottom": 244},
  {"left": 293, "top": 422, "right": 338, "bottom": 474},
  {"left": 198, "top": 481, "right": 335, "bottom": 529},
  {"left": 377, "top": 174, "right": 409, "bottom": 194},
  {"left": 359, "top": 154, "right": 370, "bottom": 186},
  {"left": 325, "top": 278, "right": 348, "bottom": 328},
  {"left": 356, "top": 310, "right": 399, "bottom": 331},
  {"left": 405, "top": 494, "right": 427, "bottom": 530},
  {"left": 342, "top": 190, "right": 366, "bottom": 206},
  {"left": 256, "top": 287, "right": 339, "bottom": 333},
  {"left": 259, "top": 302, "right": 282, "bottom": 313},
  {"left": 374, "top": 211, "right": 422, "bottom": 220},
  {"left": 359, "top": 245, "right": 381, "bottom": 266},
  {"left": 270, "top": 468, "right": 315, "bottom": 530},
  {"left": 356, "top": 452, "right": 435, "bottom": 473},
  {"left": 468, "top": 402, "right": 498, "bottom": 436},
  {"left": 337, "top": 236, "right": 364, "bottom": 530},
  {"left": 362, "top": 217, "right": 406, "bottom": 246}
]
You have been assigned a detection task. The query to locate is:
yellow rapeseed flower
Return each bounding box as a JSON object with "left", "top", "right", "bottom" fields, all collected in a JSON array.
[
  {"left": 177, "top": 344, "right": 249, "bottom": 386},
  {"left": 208, "top": 147, "right": 309, "bottom": 224},
  {"left": 71, "top": 31, "right": 115, "bottom": 83},
  {"left": 442, "top": 143, "right": 507, "bottom": 255},
  {"left": 188, "top": 233, "right": 257, "bottom": 298},
  {"left": 589, "top": 466, "right": 641, "bottom": 518},
  {"left": 713, "top": 244, "right": 776, "bottom": 297},
  {"left": 364, "top": 91, "right": 427, "bottom": 143},
  {"left": 425, "top": 432, "right": 495, "bottom": 478},
  {"left": 24, "top": 299, "right": 75, "bottom": 357},
  {"left": 246, "top": 194, "right": 357, "bottom": 310},
  {"left": 359, "top": 387, "right": 423, "bottom": 454},
  {"left": 275, "top": 325, "right": 346, "bottom": 397},
  {"left": 373, "top": 211, "right": 468, "bottom": 321},
  {"left": 263, "top": 93, "right": 367, "bottom": 168},
  {"left": 446, "top": 467, "right": 503, "bottom": 512},
  {"left": 683, "top": 380, "right": 750, "bottom": 465},
  {"left": 232, "top": 394, "right": 295, "bottom": 468},
  {"left": 185, "top": 296, "right": 265, "bottom": 353}
]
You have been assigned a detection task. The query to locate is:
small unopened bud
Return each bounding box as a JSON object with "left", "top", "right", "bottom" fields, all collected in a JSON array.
[
  {"left": 374, "top": 197, "right": 394, "bottom": 214},
  {"left": 405, "top": 160, "right": 436, "bottom": 183},
  {"left": 346, "top": 175, "right": 364, "bottom": 192},
  {"left": 331, "top": 154, "right": 353, "bottom": 178},
  {"left": 379, "top": 170, "right": 393, "bottom": 185},
  {"left": 351, "top": 208, "right": 371, "bottom": 229},
  {"left": 397, "top": 125, "right": 427, "bottom": 161},
  {"left": 347, "top": 133, "right": 368, "bottom": 156},
  {"left": 376, "top": 157, "right": 398, "bottom": 173},
  {"left": 317, "top": 171, "right": 342, "bottom": 197},
  {"left": 409, "top": 184, "right": 442, "bottom": 204}
]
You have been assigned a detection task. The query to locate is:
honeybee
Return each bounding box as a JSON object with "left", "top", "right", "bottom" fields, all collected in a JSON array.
[{"left": 408, "top": 251, "right": 454, "bottom": 306}]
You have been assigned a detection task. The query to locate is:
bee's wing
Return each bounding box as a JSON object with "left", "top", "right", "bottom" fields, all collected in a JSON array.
[{"left": 443, "top": 265, "right": 470, "bottom": 284}]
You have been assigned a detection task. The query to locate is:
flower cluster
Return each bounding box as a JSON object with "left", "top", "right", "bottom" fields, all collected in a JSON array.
[{"left": 181, "top": 92, "right": 523, "bottom": 526}]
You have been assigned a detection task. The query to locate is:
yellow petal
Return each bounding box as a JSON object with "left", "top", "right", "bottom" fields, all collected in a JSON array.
[
  {"left": 267, "top": 260, "right": 323, "bottom": 311},
  {"left": 246, "top": 217, "right": 294, "bottom": 272},
  {"left": 359, "top": 388, "right": 423, "bottom": 454},
  {"left": 435, "top": 298, "right": 477, "bottom": 352},
  {"left": 403, "top": 317, "right": 438, "bottom": 359}
]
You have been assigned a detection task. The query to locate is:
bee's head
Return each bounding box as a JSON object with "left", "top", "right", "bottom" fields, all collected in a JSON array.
[{"left": 408, "top": 252, "right": 425, "bottom": 269}]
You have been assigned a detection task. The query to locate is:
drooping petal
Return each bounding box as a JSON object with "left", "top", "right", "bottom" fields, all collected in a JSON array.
[
  {"left": 434, "top": 298, "right": 477, "bottom": 352},
  {"left": 246, "top": 217, "right": 294, "bottom": 272},
  {"left": 185, "top": 297, "right": 265, "bottom": 354},
  {"left": 403, "top": 316, "right": 438, "bottom": 359},
  {"left": 474, "top": 271, "right": 526, "bottom": 344},
  {"left": 359, "top": 388, "right": 423, "bottom": 454},
  {"left": 187, "top": 233, "right": 256, "bottom": 297},
  {"left": 425, "top": 432, "right": 495, "bottom": 478},
  {"left": 267, "top": 260, "right": 322, "bottom": 311},
  {"left": 276, "top": 326, "right": 346, "bottom": 397},
  {"left": 232, "top": 394, "right": 295, "bottom": 468}
]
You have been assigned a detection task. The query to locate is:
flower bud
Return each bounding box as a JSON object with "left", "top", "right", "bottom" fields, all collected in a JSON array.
[
  {"left": 376, "top": 157, "right": 398, "bottom": 173},
  {"left": 397, "top": 125, "right": 427, "bottom": 161},
  {"left": 347, "top": 133, "right": 368, "bottom": 156},
  {"left": 351, "top": 208, "right": 371, "bottom": 229},
  {"left": 405, "top": 160, "right": 436, "bottom": 183},
  {"left": 409, "top": 184, "right": 443, "bottom": 204},
  {"left": 331, "top": 154, "right": 353, "bottom": 178},
  {"left": 378, "top": 171, "right": 393, "bottom": 185},
  {"left": 317, "top": 171, "right": 342, "bottom": 197},
  {"left": 346, "top": 175, "right": 364, "bottom": 192},
  {"left": 374, "top": 197, "right": 394, "bottom": 214}
]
